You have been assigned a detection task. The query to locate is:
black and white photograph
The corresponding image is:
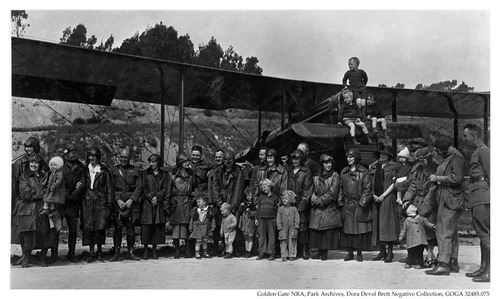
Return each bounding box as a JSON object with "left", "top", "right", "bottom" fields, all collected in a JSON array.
[{"left": 6, "top": 1, "right": 494, "bottom": 295}]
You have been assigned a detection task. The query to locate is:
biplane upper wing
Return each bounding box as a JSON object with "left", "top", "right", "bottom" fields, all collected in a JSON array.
[{"left": 12, "top": 37, "right": 489, "bottom": 120}]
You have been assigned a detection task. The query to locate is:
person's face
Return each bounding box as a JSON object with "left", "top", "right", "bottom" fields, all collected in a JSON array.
[
  {"left": 463, "top": 128, "right": 475, "bottom": 145},
  {"left": 25, "top": 145, "right": 34, "bottom": 156},
  {"left": 246, "top": 193, "right": 252, "bottom": 201},
  {"left": 223, "top": 157, "right": 234, "bottom": 170},
  {"left": 379, "top": 153, "right": 389, "bottom": 163},
  {"left": 149, "top": 159, "right": 158, "bottom": 170},
  {"left": 419, "top": 157, "right": 429, "bottom": 168},
  {"left": 65, "top": 150, "right": 77, "bottom": 161},
  {"left": 29, "top": 160, "right": 40, "bottom": 172},
  {"left": 191, "top": 150, "right": 201, "bottom": 164},
  {"left": 119, "top": 151, "right": 130, "bottom": 166},
  {"left": 196, "top": 198, "right": 206, "bottom": 208},
  {"left": 261, "top": 184, "right": 270, "bottom": 194},
  {"left": 267, "top": 155, "right": 275, "bottom": 167},
  {"left": 214, "top": 151, "right": 223, "bottom": 165},
  {"left": 49, "top": 161, "right": 58, "bottom": 171},
  {"left": 344, "top": 94, "right": 353, "bottom": 104},
  {"left": 292, "top": 157, "right": 300, "bottom": 168},
  {"left": 182, "top": 160, "right": 190, "bottom": 169},
  {"left": 367, "top": 98, "right": 374, "bottom": 106},
  {"left": 348, "top": 59, "right": 358, "bottom": 70},
  {"left": 398, "top": 157, "right": 408, "bottom": 164},
  {"left": 323, "top": 161, "right": 333, "bottom": 171},
  {"left": 281, "top": 156, "right": 288, "bottom": 164},
  {"left": 88, "top": 153, "right": 98, "bottom": 165},
  {"left": 221, "top": 208, "right": 229, "bottom": 216},
  {"left": 347, "top": 154, "right": 356, "bottom": 166},
  {"left": 259, "top": 149, "right": 267, "bottom": 163},
  {"left": 282, "top": 196, "right": 290, "bottom": 206}
]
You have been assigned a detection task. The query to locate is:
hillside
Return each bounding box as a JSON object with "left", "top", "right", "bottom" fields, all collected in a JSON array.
[{"left": 12, "top": 97, "right": 276, "bottom": 168}]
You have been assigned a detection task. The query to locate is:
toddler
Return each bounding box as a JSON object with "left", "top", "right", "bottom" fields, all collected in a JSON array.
[
  {"left": 399, "top": 204, "right": 435, "bottom": 269},
  {"left": 393, "top": 147, "right": 412, "bottom": 205},
  {"left": 42, "top": 156, "right": 66, "bottom": 217},
  {"left": 255, "top": 178, "right": 279, "bottom": 261},
  {"left": 238, "top": 187, "right": 256, "bottom": 258},
  {"left": 342, "top": 57, "right": 368, "bottom": 118},
  {"left": 220, "top": 202, "right": 237, "bottom": 259},
  {"left": 337, "top": 89, "right": 373, "bottom": 145},
  {"left": 276, "top": 190, "right": 300, "bottom": 261},
  {"left": 365, "top": 94, "right": 389, "bottom": 139},
  {"left": 189, "top": 194, "right": 215, "bottom": 259}
]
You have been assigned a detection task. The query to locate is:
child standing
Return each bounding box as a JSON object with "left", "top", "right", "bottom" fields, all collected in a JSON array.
[
  {"left": 399, "top": 204, "right": 435, "bottom": 269},
  {"left": 277, "top": 190, "right": 300, "bottom": 262},
  {"left": 189, "top": 194, "right": 215, "bottom": 259},
  {"left": 342, "top": 57, "right": 368, "bottom": 118},
  {"left": 220, "top": 202, "right": 237, "bottom": 259},
  {"left": 365, "top": 94, "right": 389, "bottom": 139},
  {"left": 42, "top": 156, "right": 66, "bottom": 217},
  {"left": 337, "top": 89, "right": 373, "bottom": 145},
  {"left": 393, "top": 147, "right": 412, "bottom": 205},
  {"left": 239, "top": 187, "right": 256, "bottom": 258},
  {"left": 255, "top": 178, "right": 279, "bottom": 261}
]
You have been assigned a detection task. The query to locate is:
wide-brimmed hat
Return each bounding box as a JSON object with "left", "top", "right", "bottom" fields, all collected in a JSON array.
[{"left": 377, "top": 145, "right": 394, "bottom": 157}]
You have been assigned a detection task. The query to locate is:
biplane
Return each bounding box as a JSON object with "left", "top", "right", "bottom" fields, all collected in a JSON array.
[{"left": 12, "top": 37, "right": 490, "bottom": 168}]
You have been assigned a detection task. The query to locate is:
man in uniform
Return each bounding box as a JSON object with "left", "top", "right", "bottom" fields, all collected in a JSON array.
[
  {"left": 109, "top": 148, "right": 141, "bottom": 261},
  {"left": 297, "top": 143, "right": 321, "bottom": 177},
  {"left": 425, "top": 135, "right": 465, "bottom": 276},
  {"left": 463, "top": 124, "right": 490, "bottom": 282},
  {"left": 207, "top": 148, "right": 224, "bottom": 255},
  {"left": 52, "top": 143, "right": 85, "bottom": 263}
]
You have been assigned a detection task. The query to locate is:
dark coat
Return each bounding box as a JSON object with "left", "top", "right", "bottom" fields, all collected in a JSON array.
[
  {"left": 110, "top": 164, "right": 141, "bottom": 224},
  {"left": 252, "top": 164, "right": 289, "bottom": 201},
  {"left": 191, "top": 160, "right": 211, "bottom": 192},
  {"left": 287, "top": 166, "right": 313, "bottom": 227},
  {"left": 166, "top": 167, "right": 196, "bottom": 224},
  {"left": 212, "top": 165, "right": 245, "bottom": 214},
  {"left": 17, "top": 170, "right": 49, "bottom": 234},
  {"left": 433, "top": 147, "right": 465, "bottom": 211},
  {"left": 81, "top": 164, "right": 115, "bottom": 231},
  {"left": 369, "top": 160, "right": 399, "bottom": 243},
  {"left": 43, "top": 169, "right": 66, "bottom": 204},
  {"left": 131, "top": 167, "right": 170, "bottom": 225},
  {"left": 59, "top": 159, "right": 85, "bottom": 218},
  {"left": 309, "top": 170, "right": 342, "bottom": 230},
  {"left": 339, "top": 164, "right": 373, "bottom": 235}
]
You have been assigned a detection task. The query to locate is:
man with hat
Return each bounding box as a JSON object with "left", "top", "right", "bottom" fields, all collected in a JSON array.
[
  {"left": 109, "top": 147, "right": 142, "bottom": 262},
  {"left": 462, "top": 124, "right": 490, "bottom": 282},
  {"left": 424, "top": 135, "right": 465, "bottom": 276},
  {"left": 287, "top": 149, "right": 314, "bottom": 259},
  {"left": 51, "top": 143, "right": 85, "bottom": 263},
  {"left": 369, "top": 145, "right": 399, "bottom": 263},
  {"left": 297, "top": 143, "right": 321, "bottom": 177}
]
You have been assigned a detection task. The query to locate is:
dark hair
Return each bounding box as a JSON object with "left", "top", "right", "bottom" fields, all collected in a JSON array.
[
  {"left": 349, "top": 57, "right": 360, "bottom": 66},
  {"left": 433, "top": 135, "right": 453, "bottom": 152},
  {"left": 215, "top": 148, "right": 224, "bottom": 155},
  {"left": 191, "top": 145, "right": 203, "bottom": 154},
  {"left": 266, "top": 148, "right": 280, "bottom": 165},
  {"left": 464, "top": 124, "right": 483, "bottom": 139}
]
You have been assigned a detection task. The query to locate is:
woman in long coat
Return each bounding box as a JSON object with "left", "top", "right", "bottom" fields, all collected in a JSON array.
[
  {"left": 339, "top": 149, "right": 373, "bottom": 262},
  {"left": 17, "top": 153, "right": 57, "bottom": 267},
  {"left": 369, "top": 146, "right": 399, "bottom": 263},
  {"left": 309, "top": 154, "right": 342, "bottom": 260},
  {"left": 252, "top": 148, "right": 288, "bottom": 200},
  {"left": 165, "top": 153, "right": 197, "bottom": 258},
  {"left": 287, "top": 149, "right": 313, "bottom": 259},
  {"left": 81, "top": 147, "right": 115, "bottom": 262},
  {"left": 131, "top": 154, "right": 170, "bottom": 259}
]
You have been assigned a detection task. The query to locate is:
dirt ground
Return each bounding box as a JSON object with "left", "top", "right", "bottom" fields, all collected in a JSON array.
[{"left": 10, "top": 237, "right": 491, "bottom": 291}]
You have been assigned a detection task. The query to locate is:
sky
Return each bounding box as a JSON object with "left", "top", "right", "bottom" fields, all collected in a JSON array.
[{"left": 16, "top": 6, "right": 491, "bottom": 92}]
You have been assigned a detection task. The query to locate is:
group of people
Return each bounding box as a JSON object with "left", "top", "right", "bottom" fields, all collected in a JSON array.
[{"left": 10, "top": 122, "right": 489, "bottom": 283}]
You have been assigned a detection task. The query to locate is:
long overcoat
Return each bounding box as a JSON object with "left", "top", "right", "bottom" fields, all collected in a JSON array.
[
  {"left": 17, "top": 170, "right": 49, "bottom": 234},
  {"left": 131, "top": 167, "right": 170, "bottom": 225},
  {"left": 309, "top": 170, "right": 342, "bottom": 230},
  {"left": 212, "top": 165, "right": 244, "bottom": 214},
  {"left": 60, "top": 160, "right": 85, "bottom": 219},
  {"left": 287, "top": 166, "right": 313, "bottom": 230},
  {"left": 369, "top": 160, "right": 399, "bottom": 243},
  {"left": 338, "top": 164, "right": 373, "bottom": 235},
  {"left": 252, "top": 164, "right": 288, "bottom": 200},
  {"left": 81, "top": 164, "right": 115, "bottom": 231},
  {"left": 166, "top": 167, "right": 196, "bottom": 225}
]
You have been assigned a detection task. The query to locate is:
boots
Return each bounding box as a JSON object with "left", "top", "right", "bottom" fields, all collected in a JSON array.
[
  {"left": 352, "top": 137, "right": 360, "bottom": 145},
  {"left": 109, "top": 247, "right": 121, "bottom": 262},
  {"left": 21, "top": 250, "right": 31, "bottom": 268},
  {"left": 384, "top": 243, "right": 394, "bottom": 263},
  {"left": 321, "top": 250, "right": 328, "bottom": 261},
  {"left": 344, "top": 248, "right": 354, "bottom": 261},
  {"left": 185, "top": 239, "right": 194, "bottom": 258},
  {"left": 126, "top": 247, "right": 140, "bottom": 261},
  {"left": 357, "top": 249, "right": 363, "bottom": 262},
  {"left": 173, "top": 239, "right": 180, "bottom": 259},
  {"left": 372, "top": 244, "right": 387, "bottom": 261},
  {"left": 449, "top": 257, "right": 460, "bottom": 273},
  {"left": 466, "top": 244, "right": 486, "bottom": 277},
  {"left": 143, "top": 245, "right": 149, "bottom": 260},
  {"left": 40, "top": 248, "right": 48, "bottom": 267},
  {"left": 473, "top": 246, "right": 490, "bottom": 282},
  {"left": 67, "top": 242, "right": 77, "bottom": 263},
  {"left": 152, "top": 245, "right": 158, "bottom": 259},
  {"left": 47, "top": 248, "right": 58, "bottom": 264},
  {"left": 302, "top": 244, "right": 310, "bottom": 260},
  {"left": 425, "top": 262, "right": 450, "bottom": 276},
  {"left": 87, "top": 245, "right": 95, "bottom": 263},
  {"left": 365, "top": 133, "right": 375, "bottom": 145}
]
